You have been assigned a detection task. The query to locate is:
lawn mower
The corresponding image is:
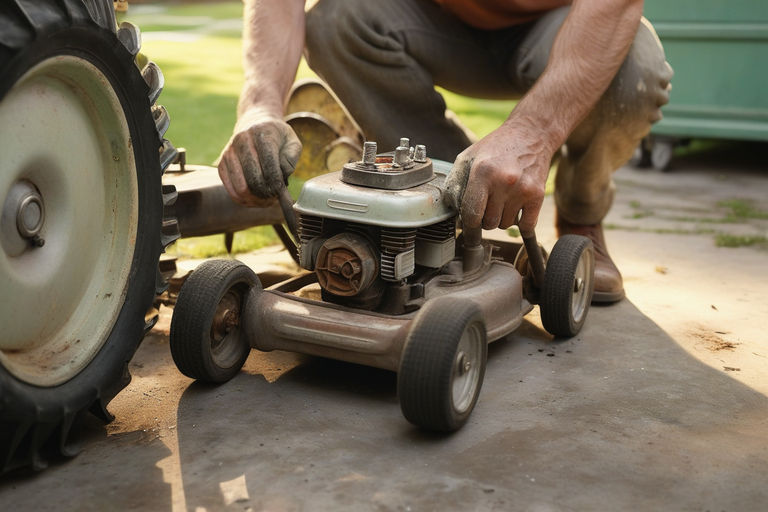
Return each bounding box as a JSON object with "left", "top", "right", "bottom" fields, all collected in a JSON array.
[{"left": 169, "top": 139, "right": 596, "bottom": 431}]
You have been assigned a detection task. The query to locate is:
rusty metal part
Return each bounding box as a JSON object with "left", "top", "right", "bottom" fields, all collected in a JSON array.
[
  {"left": 325, "top": 137, "right": 361, "bottom": 172},
  {"left": 163, "top": 164, "right": 283, "bottom": 238},
  {"left": 211, "top": 291, "right": 240, "bottom": 344},
  {"left": 244, "top": 260, "right": 530, "bottom": 372},
  {"left": 341, "top": 156, "right": 434, "bottom": 190},
  {"left": 315, "top": 232, "right": 378, "bottom": 296},
  {"left": 285, "top": 112, "right": 341, "bottom": 180},
  {"left": 286, "top": 78, "right": 364, "bottom": 145}
]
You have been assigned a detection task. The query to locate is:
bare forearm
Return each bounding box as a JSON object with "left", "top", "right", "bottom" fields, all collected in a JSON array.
[
  {"left": 510, "top": 0, "right": 644, "bottom": 152},
  {"left": 238, "top": 0, "right": 306, "bottom": 118}
]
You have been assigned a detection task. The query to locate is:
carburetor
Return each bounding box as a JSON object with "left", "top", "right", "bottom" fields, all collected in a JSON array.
[{"left": 293, "top": 138, "right": 457, "bottom": 311}]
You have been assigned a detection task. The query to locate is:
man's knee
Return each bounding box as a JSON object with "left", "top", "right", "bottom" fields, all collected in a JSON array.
[{"left": 606, "top": 17, "right": 673, "bottom": 125}]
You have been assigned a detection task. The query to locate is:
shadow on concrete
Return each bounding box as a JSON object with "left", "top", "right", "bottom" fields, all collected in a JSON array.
[
  {"left": 0, "top": 413, "right": 173, "bottom": 511},
  {"left": 173, "top": 299, "right": 768, "bottom": 511}
]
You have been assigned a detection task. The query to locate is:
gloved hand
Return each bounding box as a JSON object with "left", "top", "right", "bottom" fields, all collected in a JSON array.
[
  {"left": 444, "top": 123, "right": 552, "bottom": 236},
  {"left": 218, "top": 110, "right": 303, "bottom": 206}
]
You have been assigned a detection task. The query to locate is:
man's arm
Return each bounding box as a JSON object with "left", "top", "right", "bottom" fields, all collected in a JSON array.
[
  {"left": 218, "top": 0, "right": 306, "bottom": 206},
  {"left": 448, "top": 0, "right": 644, "bottom": 235}
]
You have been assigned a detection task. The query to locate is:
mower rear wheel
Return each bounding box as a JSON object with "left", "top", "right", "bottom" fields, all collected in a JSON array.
[{"left": 170, "top": 260, "right": 259, "bottom": 383}]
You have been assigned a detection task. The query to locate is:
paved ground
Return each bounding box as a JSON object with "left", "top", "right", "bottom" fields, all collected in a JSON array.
[{"left": 3, "top": 144, "right": 767, "bottom": 511}]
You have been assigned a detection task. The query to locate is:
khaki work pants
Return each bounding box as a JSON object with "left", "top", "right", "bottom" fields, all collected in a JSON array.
[{"left": 305, "top": 0, "right": 673, "bottom": 225}]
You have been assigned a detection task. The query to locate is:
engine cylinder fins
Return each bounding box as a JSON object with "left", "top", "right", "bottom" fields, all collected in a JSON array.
[
  {"left": 297, "top": 214, "right": 325, "bottom": 270},
  {"left": 117, "top": 22, "right": 141, "bottom": 56},
  {"left": 315, "top": 232, "right": 378, "bottom": 296},
  {"left": 381, "top": 227, "right": 416, "bottom": 281},
  {"left": 417, "top": 217, "right": 456, "bottom": 242},
  {"left": 297, "top": 213, "right": 324, "bottom": 242}
]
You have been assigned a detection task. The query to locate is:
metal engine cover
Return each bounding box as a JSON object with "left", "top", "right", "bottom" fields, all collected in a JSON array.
[{"left": 293, "top": 160, "right": 455, "bottom": 229}]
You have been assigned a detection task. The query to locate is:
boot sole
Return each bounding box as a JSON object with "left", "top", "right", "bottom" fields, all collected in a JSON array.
[{"left": 592, "top": 288, "right": 625, "bottom": 304}]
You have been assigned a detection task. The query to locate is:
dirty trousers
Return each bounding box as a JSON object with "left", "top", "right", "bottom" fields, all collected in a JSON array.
[{"left": 305, "top": 0, "right": 673, "bottom": 225}]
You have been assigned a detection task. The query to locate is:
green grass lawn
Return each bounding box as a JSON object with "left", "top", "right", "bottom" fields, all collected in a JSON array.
[{"left": 119, "top": 2, "right": 521, "bottom": 258}]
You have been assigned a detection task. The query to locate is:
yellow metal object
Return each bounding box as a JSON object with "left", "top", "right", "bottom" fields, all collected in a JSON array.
[
  {"left": 285, "top": 79, "right": 364, "bottom": 181},
  {"left": 286, "top": 79, "right": 364, "bottom": 145}
]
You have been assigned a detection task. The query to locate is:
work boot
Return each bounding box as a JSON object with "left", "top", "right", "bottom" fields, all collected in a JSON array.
[{"left": 555, "top": 213, "right": 625, "bottom": 303}]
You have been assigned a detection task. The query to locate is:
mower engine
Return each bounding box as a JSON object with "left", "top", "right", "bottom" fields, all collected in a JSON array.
[{"left": 293, "top": 139, "right": 457, "bottom": 311}]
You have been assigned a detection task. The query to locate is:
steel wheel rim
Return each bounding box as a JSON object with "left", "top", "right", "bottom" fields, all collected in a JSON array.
[
  {"left": 571, "top": 248, "right": 593, "bottom": 325},
  {"left": 0, "top": 56, "right": 138, "bottom": 386},
  {"left": 451, "top": 321, "right": 483, "bottom": 414}
]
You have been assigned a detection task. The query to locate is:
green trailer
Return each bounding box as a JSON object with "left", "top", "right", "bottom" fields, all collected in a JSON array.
[{"left": 637, "top": 0, "right": 768, "bottom": 169}]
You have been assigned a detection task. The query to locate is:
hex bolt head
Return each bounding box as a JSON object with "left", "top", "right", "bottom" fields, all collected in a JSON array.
[
  {"left": 362, "top": 141, "right": 377, "bottom": 164},
  {"left": 414, "top": 144, "right": 427, "bottom": 163},
  {"left": 393, "top": 146, "right": 410, "bottom": 167}
]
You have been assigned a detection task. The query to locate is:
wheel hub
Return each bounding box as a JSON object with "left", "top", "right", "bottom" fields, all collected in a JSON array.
[
  {"left": 451, "top": 324, "right": 483, "bottom": 414},
  {"left": 456, "top": 352, "right": 471, "bottom": 375},
  {"left": 1, "top": 180, "right": 47, "bottom": 254}
]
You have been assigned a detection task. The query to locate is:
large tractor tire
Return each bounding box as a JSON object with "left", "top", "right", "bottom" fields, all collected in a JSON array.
[{"left": 0, "top": 0, "right": 179, "bottom": 472}]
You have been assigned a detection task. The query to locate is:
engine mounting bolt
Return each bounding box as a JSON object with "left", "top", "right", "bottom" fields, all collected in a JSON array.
[
  {"left": 362, "top": 141, "right": 377, "bottom": 165},
  {"left": 399, "top": 137, "right": 410, "bottom": 148},
  {"left": 414, "top": 144, "right": 427, "bottom": 163},
  {"left": 393, "top": 146, "right": 410, "bottom": 167}
]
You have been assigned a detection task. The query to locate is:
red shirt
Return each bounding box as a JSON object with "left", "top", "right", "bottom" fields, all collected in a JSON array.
[{"left": 433, "top": 0, "right": 571, "bottom": 29}]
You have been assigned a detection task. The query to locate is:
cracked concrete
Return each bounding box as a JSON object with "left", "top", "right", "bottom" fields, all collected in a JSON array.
[{"left": 2, "top": 144, "right": 767, "bottom": 511}]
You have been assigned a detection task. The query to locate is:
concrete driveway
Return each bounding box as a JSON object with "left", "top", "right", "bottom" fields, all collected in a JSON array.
[{"left": 3, "top": 143, "right": 767, "bottom": 511}]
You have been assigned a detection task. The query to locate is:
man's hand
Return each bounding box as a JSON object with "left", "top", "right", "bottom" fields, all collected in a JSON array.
[
  {"left": 446, "top": 121, "right": 554, "bottom": 236},
  {"left": 218, "top": 110, "right": 302, "bottom": 206}
]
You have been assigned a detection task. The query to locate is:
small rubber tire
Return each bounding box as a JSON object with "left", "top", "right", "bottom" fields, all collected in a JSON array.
[
  {"left": 540, "top": 235, "right": 595, "bottom": 337},
  {"left": 651, "top": 139, "right": 675, "bottom": 172},
  {"left": 398, "top": 297, "right": 487, "bottom": 432},
  {"left": 170, "top": 260, "right": 260, "bottom": 383}
]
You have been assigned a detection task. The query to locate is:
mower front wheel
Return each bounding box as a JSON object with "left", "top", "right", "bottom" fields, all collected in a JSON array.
[{"left": 398, "top": 297, "right": 487, "bottom": 432}]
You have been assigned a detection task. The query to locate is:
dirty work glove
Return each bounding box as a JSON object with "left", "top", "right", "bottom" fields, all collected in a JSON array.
[{"left": 218, "top": 111, "right": 303, "bottom": 206}]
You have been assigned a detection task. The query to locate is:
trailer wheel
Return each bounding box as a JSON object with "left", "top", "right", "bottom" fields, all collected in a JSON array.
[
  {"left": 0, "top": 0, "right": 178, "bottom": 473},
  {"left": 170, "top": 260, "right": 258, "bottom": 383},
  {"left": 651, "top": 138, "right": 675, "bottom": 171},
  {"left": 540, "top": 235, "right": 595, "bottom": 337},
  {"left": 398, "top": 297, "right": 487, "bottom": 432}
]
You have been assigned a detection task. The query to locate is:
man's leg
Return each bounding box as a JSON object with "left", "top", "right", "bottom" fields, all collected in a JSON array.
[
  {"left": 511, "top": 9, "right": 673, "bottom": 302},
  {"left": 305, "top": 0, "right": 528, "bottom": 161}
]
